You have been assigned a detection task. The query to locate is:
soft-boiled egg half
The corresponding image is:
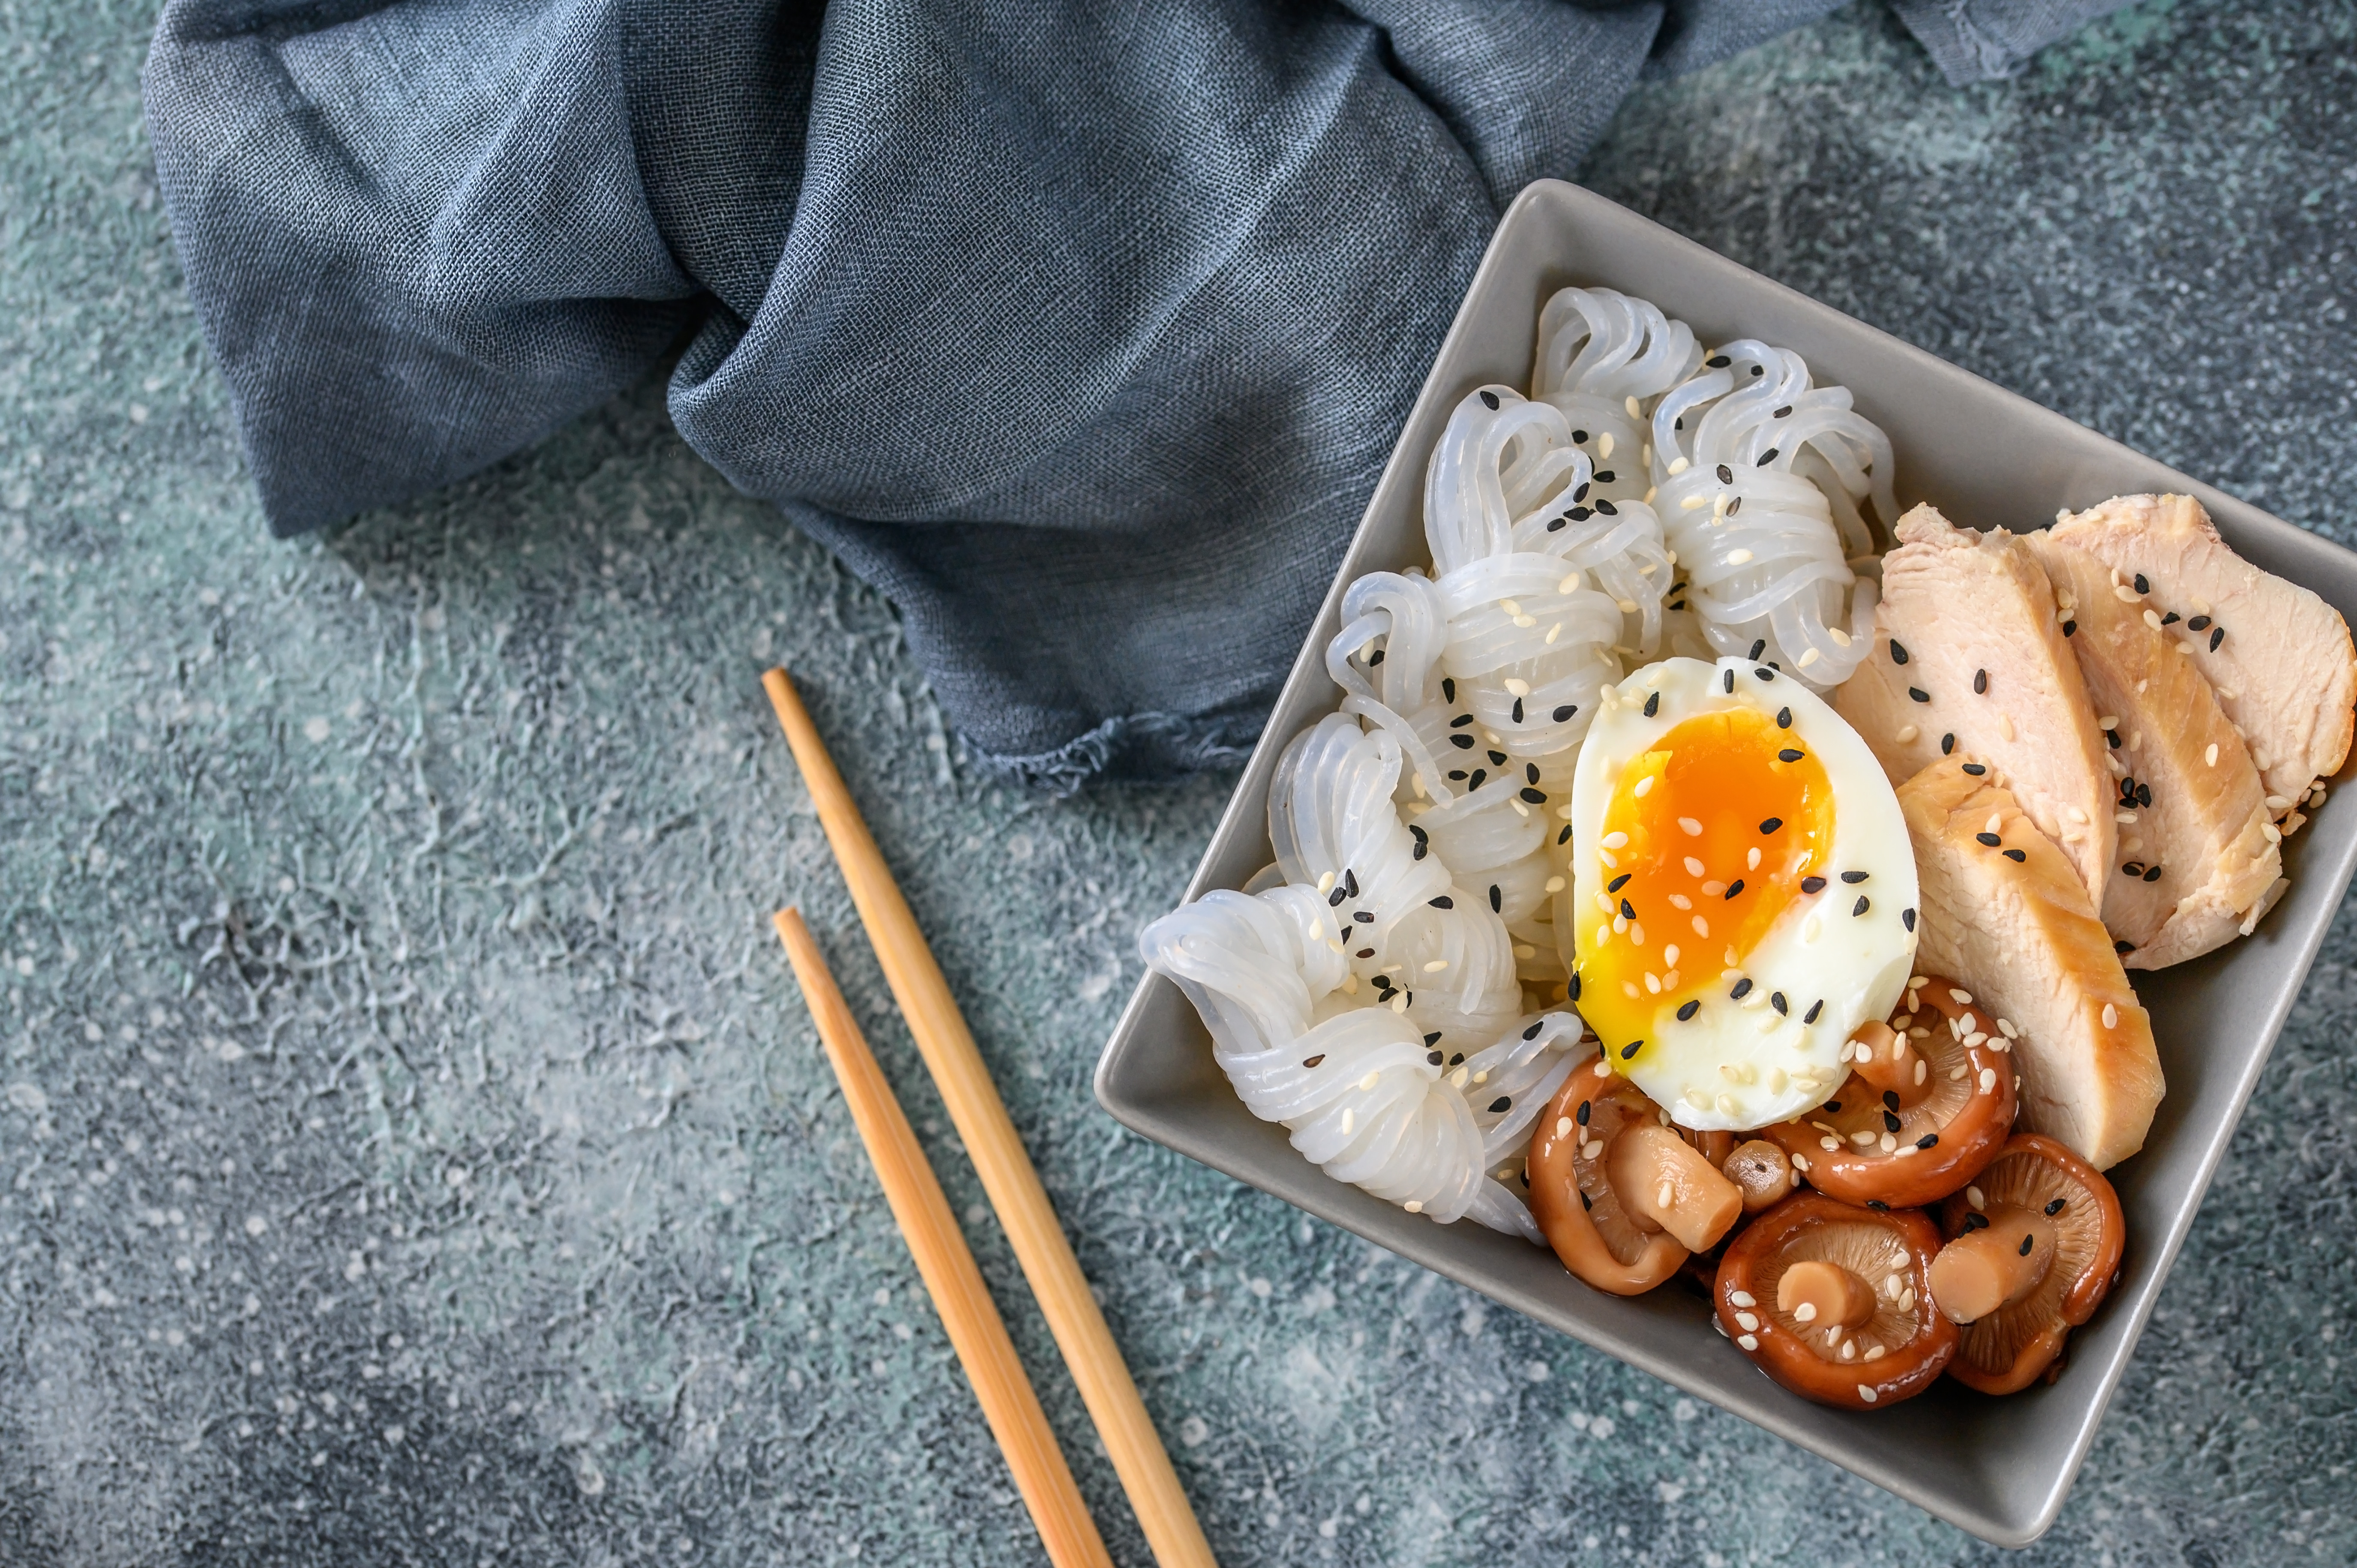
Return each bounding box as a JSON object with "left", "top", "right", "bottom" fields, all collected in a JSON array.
[{"left": 1563, "top": 655, "right": 1918, "bottom": 1130}]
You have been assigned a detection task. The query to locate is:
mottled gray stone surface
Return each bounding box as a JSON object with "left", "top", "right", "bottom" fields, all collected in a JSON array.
[{"left": 3, "top": 1, "right": 2353, "bottom": 1564}]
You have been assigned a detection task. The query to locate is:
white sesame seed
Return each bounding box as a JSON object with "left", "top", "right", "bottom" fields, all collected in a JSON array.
[
  {"left": 1859, "top": 1385, "right": 1877, "bottom": 1403},
  {"left": 1667, "top": 455, "right": 1690, "bottom": 476},
  {"left": 1593, "top": 1061, "right": 1611, "bottom": 1078},
  {"left": 1555, "top": 1117, "right": 1573, "bottom": 1139},
  {"left": 1499, "top": 599, "right": 1522, "bottom": 616},
  {"left": 1503, "top": 677, "right": 1530, "bottom": 696},
  {"left": 1559, "top": 571, "right": 1582, "bottom": 594},
  {"left": 1949, "top": 989, "right": 1973, "bottom": 1005},
  {"left": 1797, "top": 647, "right": 1821, "bottom": 668},
  {"left": 1950, "top": 1063, "right": 1969, "bottom": 1080},
  {"left": 1967, "top": 1186, "right": 1985, "bottom": 1209},
  {"left": 1423, "top": 959, "right": 1448, "bottom": 972},
  {"left": 1545, "top": 875, "right": 1566, "bottom": 893},
  {"left": 1341, "top": 1109, "right": 1355, "bottom": 1135},
  {"left": 1679, "top": 817, "right": 1703, "bottom": 836},
  {"left": 1820, "top": 1136, "right": 1841, "bottom": 1152},
  {"left": 2102, "top": 1003, "right": 2119, "bottom": 1028},
  {"left": 1734, "top": 1310, "right": 1759, "bottom": 1332},
  {"left": 1633, "top": 776, "right": 1655, "bottom": 798},
  {"left": 1358, "top": 1071, "right": 1379, "bottom": 1091},
  {"left": 1726, "top": 549, "right": 1754, "bottom": 565},
  {"left": 1602, "top": 831, "right": 1629, "bottom": 848},
  {"left": 1895, "top": 725, "right": 1919, "bottom": 744},
  {"left": 1793, "top": 1302, "right": 1818, "bottom": 1323},
  {"left": 1864, "top": 1346, "right": 1886, "bottom": 1362},
  {"left": 1979, "top": 1067, "right": 1998, "bottom": 1094},
  {"left": 1681, "top": 495, "right": 1706, "bottom": 510},
  {"left": 1729, "top": 1290, "right": 1756, "bottom": 1308},
  {"left": 1737, "top": 1333, "right": 1759, "bottom": 1351},
  {"left": 1747, "top": 847, "right": 1761, "bottom": 870},
  {"left": 1599, "top": 433, "right": 1615, "bottom": 460},
  {"left": 1656, "top": 1179, "right": 1673, "bottom": 1210},
  {"left": 1841, "top": 1340, "right": 1857, "bottom": 1360},
  {"left": 2206, "top": 742, "right": 2219, "bottom": 767},
  {"left": 1316, "top": 871, "right": 1336, "bottom": 894}
]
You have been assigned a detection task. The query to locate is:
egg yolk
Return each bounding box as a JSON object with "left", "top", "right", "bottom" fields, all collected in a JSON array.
[{"left": 1576, "top": 706, "right": 1835, "bottom": 1064}]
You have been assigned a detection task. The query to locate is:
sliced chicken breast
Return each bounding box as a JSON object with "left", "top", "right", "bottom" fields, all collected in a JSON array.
[
  {"left": 2050, "top": 493, "right": 2355, "bottom": 811},
  {"left": 1898, "top": 758, "right": 2163, "bottom": 1170},
  {"left": 1835, "top": 505, "right": 2114, "bottom": 906},
  {"left": 2025, "top": 533, "right": 2282, "bottom": 968}
]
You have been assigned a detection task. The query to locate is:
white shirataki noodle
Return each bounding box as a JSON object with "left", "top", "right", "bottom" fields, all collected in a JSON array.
[
  {"left": 1139, "top": 883, "right": 1583, "bottom": 1239},
  {"left": 1647, "top": 338, "right": 1898, "bottom": 690},
  {"left": 1530, "top": 286, "right": 1704, "bottom": 507}
]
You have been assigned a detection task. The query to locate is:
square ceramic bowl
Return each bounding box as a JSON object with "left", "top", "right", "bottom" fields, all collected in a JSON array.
[{"left": 1094, "top": 179, "right": 2357, "bottom": 1547}]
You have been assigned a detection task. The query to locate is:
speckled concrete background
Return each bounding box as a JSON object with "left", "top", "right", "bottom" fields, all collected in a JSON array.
[{"left": 2, "top": 1, "right": 2352, "bottom": 1564}]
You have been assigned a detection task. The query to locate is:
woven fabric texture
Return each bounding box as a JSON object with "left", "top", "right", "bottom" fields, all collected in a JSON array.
[{"left": 143, "top": 0, "right": 2135, "bottom": 788}]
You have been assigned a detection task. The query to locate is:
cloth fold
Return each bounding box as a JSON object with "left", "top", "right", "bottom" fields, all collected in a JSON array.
[{"left": 144, "top": 0, "right": 2138, "bottom": 788}]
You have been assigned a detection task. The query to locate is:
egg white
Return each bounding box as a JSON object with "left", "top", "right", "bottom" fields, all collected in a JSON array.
[{"left": 1565, "top": 656, "right": 1919, "bottom": 1130}]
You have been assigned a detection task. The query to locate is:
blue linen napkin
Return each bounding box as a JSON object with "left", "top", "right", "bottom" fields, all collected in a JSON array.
[{"left": 143, "top": 0, "right": 2133, "bottom": 790}]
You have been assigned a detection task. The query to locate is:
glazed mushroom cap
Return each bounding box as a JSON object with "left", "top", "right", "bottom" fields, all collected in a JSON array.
[
  {"left": 1763, "top": 974, "right": 2015, "bottom": 1210},
  {"left": 1714, "top": 1192, "right": 1957, "bottom": 1410},
  {"left": 1931, "top": 1133, "right": 2125, "bottom": 1394},
  {"left": 1722, "top": 1139, "right": 1799, "bottom": 1214},
  {"left": 1529, "top": 1061, "right": 1743, "bottom": 1295}
]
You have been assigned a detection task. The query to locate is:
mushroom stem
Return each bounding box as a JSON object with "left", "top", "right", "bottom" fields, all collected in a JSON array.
[
  {"left": 1928, "top": 1207, "right": 2056, "bottom": 1324},
  {"left": 1846, "top": 1021, "right": 1929, "bottom": 1108},
  {"left": 1775, "top": 1259, "right": 1878, "bottom": 1331},
  {"left": 1607, "top": 1124, "right": 1743, "bottom": 1253},
  {"left": 1721, "top": 1139, "right": 1798, "bottom": 1214}
]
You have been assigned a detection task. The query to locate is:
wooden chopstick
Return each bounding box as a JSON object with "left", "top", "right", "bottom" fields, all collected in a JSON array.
[
  {"left": 762, "top": 668, "right": 1220, "bottom": 1568},
  {"left": 771, "top": 908, "right": 1113, "bottom": 1568}
]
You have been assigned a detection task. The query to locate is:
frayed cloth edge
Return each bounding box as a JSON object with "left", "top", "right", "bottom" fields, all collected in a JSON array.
[{"left": 966, "top": 709, "right": 1267, "bottom": 796}]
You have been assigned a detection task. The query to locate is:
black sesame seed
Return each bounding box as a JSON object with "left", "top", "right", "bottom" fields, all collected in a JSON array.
[
  {"left": 1478, "top": 390, "right": 1500, "bottom": 410},
  {"left": 2045, "top": 1197, "right": 2067, "bottom": 1215},
  {"left": 1488, "top": 1097, "right": 1511, "bottom": 1113},
  {"left": 1596, "top": 499, "right": 1619, "bottom": 516},
  {"left": 1448, "top": 713, "right": 1474, "bottom": 729},
  {"left": 2106, "top": 729, "right": 2121, "bottom": 749},
  {"left": 1545, "top": 515, "right": 1567, "bottom": 532},
  {"left": 1917, "top": 1134, "right": 1938, "bottom": 1151},
  {"left": 2002, "top": 849, "right": 2026, "bottom": 863},
  {"left": 1557, "top": 824, "right": 1574, "bottom": 846},
  {"left": 1727, "top": 495, "right": 1742, "bottom": 516},
  {"left": 1676, "top": 1000, "right": 1700, "bottom": 1022},
  {"left": 1450, "top": 732, "right": 1475, "bottom": 750},
  {"left": 1890, "top": 640, "right": 1910, "bottom": 665},
  {"left": 1469, "top": 768, "right": 1487, "bottom": 789},
  {"left": 1902, "top": 908, "right": 1916, "bottom": 932},
  {"left": 1328, "top": 884, "right": 1349, "bottom": 906},
  {"left": 1880, "top": 1089, "right": 1901, "bottom": 1110},
  {"left": 1722, "top": 669, "right": 1734, "bottom": 694},
  {"left": 1449, "top": 1052, "right": 1464, "bottom": 1067},
  {"left": 1564, "top": 507, "right": 1590, "bottom": 524},
  {"left": 2144, "top": 864, "right": 2163, "bottom": 883},
  {"left": 1595, "top": 470, "right": 1617, "bottom": 484},
  {"left": 1490, "top": 885, "right": 1503, "bottom": 913},
  {"left": 1581, "top": 1191, "right": 1592, "bottom": 1209},
  {"left": 1853, "top": 895, "right": 1871, "bottom": 915},
  {"left": 1776, "top": 707, "right": 1792, "bottom": 729},
  {"left": 1964, "top": 1212, "right": 1990, "bottom": 1231},
  {"left": 1621, "top": 1041, "right": 1641, "bottom": 1059},
  {"left": 1882, "top": 1110, "right": 1902, "bottom": 1132},
  {"left": 1619, "top": 899, "right": 1636, "bottom": 920},
  {"left": 1804, "top": 999, "right": 1823, "bottom": 1024},
  {"left": 1551, "top": 704, "right": 1578, "bottom": 723},
  {"left": 2062, "top": 619, "right": 2078, "bottom": 636},
  {"left": 2137, "top": 783, "right": 2152, "bottom": 807},
  {"left": 1576, "top": 1100, "right": 1591, "bottom": 1126},
  {"left": 1446, "top": 769, "right": 1467, "bottom": 781},
  {"left": 2162, "top": 611, "right": 2180, "bottom": 625},
  {"left": 2122, "top": 861, "right": 2145, "bottom": 877},
  {"left": 1526, "top": 762, "right": 1540, "bottom": 783},
  {"left": 1427, "top": 1050, "right": 1443, "bottom": 1065},
  {"left": 1442, "top": 677, "right": 1455, "bottom": 702},
  {"left": 1840, "top": 870, "right": 1868, "bottom": 884},
  {"left": 1731, "top": 978, "right": 1754, "bottom": 999},
  {"left": 1520, "top": 786, "right": 1546, "bottom": 804},
  {"left": 1644, "top": 691, "right": 1659, "bottom": 718},
  {"left": 2115, "top": 939, "right": 2135, "bottom": 954},
  {"left": 1760, "top": 817, "right": 1783, "bottom": 834},
  {"left": 1429, "top": 896, "right": 1453, "bottom": 909},
  {"left": 1676, "top": 417, "right": 1685, "bottom": 430},
  {"left": 1411, "top": 841, "right": 1427, "bottom": 861},
  {"left": 1486, "top": 750, "right": 1506, "bottom": 767},
  {"left": 1707, "top": 356, "right": 1731, "bottom": 369},
  {"left": 1608, "top": 873, "right": 1631, "bottom": 892},
  {"left": 1778, "top": 748, "right": 1804, "bottom": 763},
  {"left": 1356, "top": 947, "right": 1376, "bottom": 959},
  {"left": 1725, "top": 879, "right": 1745, "bottom": 899},
  {"left": 1908, "top": 687, "right": 1931, "bottom": 704},
  {"left": 1574, "top": 482, "right": 1591, "bottom": 503},
  {"left": 1521, "top": 1021, "right": 1544, "bottom": 1041},
  {"left": 1511, "top": 699, "right": 1525, "bottom": 723},
  {"left": 1973, "top": 669, "right": 1989, "bottom": 695},
  {"left": 1771, "top": 991, "right": 1788, "bottom": 1015},
  {"left": 1345, "top": 869, "right": 1360, "bottom": 897},
  {"left": 1572, "top": 429, "right": 1589, "bottom": 444},
  {"left": 1801, "top": 876, "right": 1826, "bottom": 893},
  {"left": 2133, "top": 573, "right": 2150, "bottom": 594},
  {"left": 1304, "top": 1054, "right": 1326, "bottom": 1068},
  {"left": 1748, "top": 639, "right": 1766, "bottom": 661},
  {"left": 1961, "top": 762, "right": 1987, "bottom": 776},
  {"left": 2188, "top": 615, "right": 2212, "bottom": 631},
  {"left": 1757, "top": 448, "right": 1779, "bottom": 465},
  {"left": 2210, "top": 626, "right": 2225, "bottom": 651},
  {"left": 1423, "top": 1031, "right": 1441, "bottom": 1046},
  {"left": 1941, "top": 733, "right": 1956, "bottom": 755},
  {"left": 1866, "top": 1199, "right": 1890, "bottom": 1212},
  {"left": 1353, "top": 910, "right": 1374, "bottom": 923},
  {"left": 1750, "top": 364, "right": 1764, "bottom": 376},
  {"left": 1568, "top": 972, "right": 1581, "bottom": 1000},
  {"left": 2018, "top": 1233, "right": 2036, "bottom": 1257},
  {"left": 1774, "top": 405, "right": 1793, "bottom": 418}
]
